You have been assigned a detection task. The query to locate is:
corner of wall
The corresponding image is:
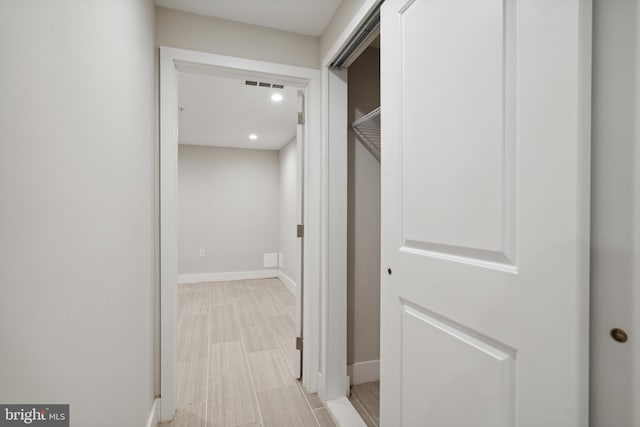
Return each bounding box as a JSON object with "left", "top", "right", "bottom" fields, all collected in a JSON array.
[
  {"left": 146, "top": 398, "right": 161, "bottom": 427},
  {"left": 278, "top": 269, "right": 296, "bottom": 295}
]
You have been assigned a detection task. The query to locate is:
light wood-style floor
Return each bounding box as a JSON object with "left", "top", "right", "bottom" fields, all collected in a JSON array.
[
  {"left": 350, "top": 382, "right": 380, "bottom": 427},
  {"left": 160, "top": 278, "right": 336, "bottom": 427}
]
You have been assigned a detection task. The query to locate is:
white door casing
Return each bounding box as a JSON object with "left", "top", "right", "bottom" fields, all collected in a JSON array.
[
  {"left": 380, "top": 1, "right": 591, "bottom": 426},
  {"left": 159, "top": 47, "right": 322, "bottom": 421}
]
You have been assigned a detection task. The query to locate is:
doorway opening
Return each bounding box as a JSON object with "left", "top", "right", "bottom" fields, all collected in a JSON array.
[
  {"left": 345, "top": 37, "right": 381, "bottom": 427},
  {"left": 320, "top": 2, "right": 383, "bottom": 424},
  {"left": 168, "top": 68, "right": 310, "bottom": 426},
  {"left": 160, "top": 47, "right": 322, "bottom": 423}
]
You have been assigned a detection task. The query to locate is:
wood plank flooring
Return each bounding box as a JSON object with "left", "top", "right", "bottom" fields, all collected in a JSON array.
[
  {"left": 160, "top": 278, "right": 336, "bottom": 427},
  {"left": 350, "top": 382, "right": 380, "bottom": 427}
]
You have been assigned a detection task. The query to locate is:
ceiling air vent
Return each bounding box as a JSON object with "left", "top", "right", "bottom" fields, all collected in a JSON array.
[{"left": 244, "top": 80, "right": 285, "bottom": 89}]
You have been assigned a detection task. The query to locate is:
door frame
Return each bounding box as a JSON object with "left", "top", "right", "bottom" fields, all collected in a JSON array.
[
  {"left": 321, "top": 0, "right": 593, "bottom": 424},
  {"left": 319, "top": 0, "right": 383, "bottom": 404},
  {"left": 159, "top": 46, "right": 321, "bottom": 422}
]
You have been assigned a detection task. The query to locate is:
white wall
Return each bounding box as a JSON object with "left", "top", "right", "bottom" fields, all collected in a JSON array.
[
  {"left": 590, "top": 1, "right": 640, "bottom": 425},
  {"left": 320, "top": 0, "right": 369, "bottom": 62},
  {"left": 347, "top": 48, "right": 381, "bottom": 368},
  {"left": 0, "top": 1, "right": 156, "bottom": 426},
  {"left": 278, "top": 138, "right": 299, "bottom": 285},
  {"left": 157, "top": 7, "right": 320, "bottom": 69},
  {"left": 178, "top": 145, "right": 280, "bottom": 275}
]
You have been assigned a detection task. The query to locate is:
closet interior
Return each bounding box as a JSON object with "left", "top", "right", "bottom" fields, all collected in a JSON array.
[{"left": 345, "top": 32, "right": 381, "bottom": 427}]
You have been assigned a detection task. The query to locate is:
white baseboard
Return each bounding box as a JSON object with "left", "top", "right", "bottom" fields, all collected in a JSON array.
[
  {"left": 178, "top": 269, "right": 278, "bottom": 284},
  {"left": 277, "top": 270, "right": 296, "bottom": 295},
  {"left": 347, "top": 360, "right": 380, "bottom": 385},
  {"left": 326, "top": 396, "right": 368, "bottom": 427},
  {"left": 146, "top": 398, "right": 160, "bottom": 427}
]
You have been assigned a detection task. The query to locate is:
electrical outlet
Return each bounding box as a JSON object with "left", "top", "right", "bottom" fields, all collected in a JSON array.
[{"left": 199, "top": 249, "right": 205, "bottom": 257}]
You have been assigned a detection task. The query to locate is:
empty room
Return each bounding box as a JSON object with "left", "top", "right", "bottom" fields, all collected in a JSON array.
[{"left": 169, "top": 70, "right": 333, "bottom": 426}]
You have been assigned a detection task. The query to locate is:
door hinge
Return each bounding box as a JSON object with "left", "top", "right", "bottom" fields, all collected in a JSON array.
[
  {"left": 296, "top": 336, "right": 303, "bottom": 350},
  {"left": 297, "top": 224, "right": 304, "bottom": 238},
  {"left": 298, "top": 111, "right": 305, "bottom": 125}
]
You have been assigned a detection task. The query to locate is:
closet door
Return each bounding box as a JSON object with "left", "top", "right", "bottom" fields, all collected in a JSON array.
[{"left": 379, "top": 1, "right": 591, "bottom": 426}]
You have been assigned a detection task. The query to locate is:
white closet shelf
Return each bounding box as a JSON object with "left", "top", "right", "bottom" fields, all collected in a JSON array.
[{"left": 352, "top": 106, "right": 381, "bottom": 162}]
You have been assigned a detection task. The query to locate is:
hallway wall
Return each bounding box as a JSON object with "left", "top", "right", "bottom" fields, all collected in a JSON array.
[
  {"left": 156, "top": 7, "right": 320, "bottom": 68},
  {"left": 320, "top": 0, "right": 369, "bottom": 62},
  {"left": 178, "top": 145, "right": 280, "bottom": 276},
  {"left": 590, "top": 0, "right": 640, "bottom": 425},
  {"left": 0, "top": 1, "right": 156, "bottom": 426}
]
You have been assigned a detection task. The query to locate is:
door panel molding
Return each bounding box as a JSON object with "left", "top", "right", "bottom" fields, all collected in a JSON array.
[
  {"left": 397, "top": 0, "right": 517, "bottom": 271},
  {"left": 401, "top": 300, "right": 516, "bottom": 427}
]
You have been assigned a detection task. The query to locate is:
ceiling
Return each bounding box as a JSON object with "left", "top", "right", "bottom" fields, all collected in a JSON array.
[
  {"left": 178, "top": 72, "right": 299, "bottom": 151},
  {"left": 155, "top": 0, "right": 343, "bottom": 36}
]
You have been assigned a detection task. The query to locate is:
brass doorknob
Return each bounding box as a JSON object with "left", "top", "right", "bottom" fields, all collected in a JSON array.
[{"left": 610, "top": 328, "right": 628, "bottom": 343}]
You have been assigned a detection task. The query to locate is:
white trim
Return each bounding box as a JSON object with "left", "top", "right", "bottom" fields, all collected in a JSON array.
[
  {"left": 159, "top": 47, "right": 179, "bottom": 423},
  {"left": 277, "top": 270, "right": 296, "bottom": 295},
  {"left": 319, "top": 66, "right": 350, "bottom": 401},
  {"left": 318, "top": 0, "right": 382, "bottom": 406},
  {"left": 326, "top": 396, "right": 368, "bottom": 427},
  {"left": 178, "top": 270, "right": 278, "bottom": 284},
  {"left": 145, "top": 398, "right": 160, "bottom": 427},
  {"left": 160, "top": 46, "right": 322, "bottom": 421},
  {"left": 347, "top": 360, "right": 380, "bottom": 385}
]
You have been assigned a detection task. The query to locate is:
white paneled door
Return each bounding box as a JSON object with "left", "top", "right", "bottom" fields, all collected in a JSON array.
[{"left": 380, "top": 1, "right": 591, "bottom": 426}]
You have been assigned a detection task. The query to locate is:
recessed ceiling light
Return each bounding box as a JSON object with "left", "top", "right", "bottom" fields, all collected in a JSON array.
[
  {"left": 271, "top": 93, "right": 283, "bottom": 102},
  {"left": 249, "top": 133, "right": 258, "bottom": 140}
]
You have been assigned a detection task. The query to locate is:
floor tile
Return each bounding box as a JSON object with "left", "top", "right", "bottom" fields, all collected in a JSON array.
[
  {"left": 208, "top": 341, "right": 260, "bottom": 426},
  {"left": 258, "top": 385, "right": 318, "bottom": 427},
  {"left": 350, "top": 381, "right": 380, "bottom": 427},
  {"left": 210, "top": 305, "right": 241, "bottom": 343},
  {"left": 248, "top": 348, "right": 297, "bottom": 392},
  {"left": 176, "top": 359, "right": 208, "bottom": 406},
  {"left": 172, "top": 279, "right": 321, "bottom": 427},
  {"left": 314, "top": 408, "right": 337, "bottom": 427},
  {"left": 297, "top": 381, "right": 325, "bottom": 410},
  {"left": 177, "top": 314, "right": 209, "bottom": 362},
  {"left": 159, "top": 402, "right": 206, "bottom": 427},
  {"left": 240, "top": 323, "right": 280, "bottom": 353}
]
